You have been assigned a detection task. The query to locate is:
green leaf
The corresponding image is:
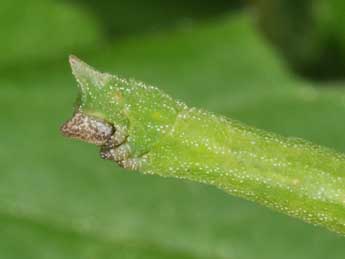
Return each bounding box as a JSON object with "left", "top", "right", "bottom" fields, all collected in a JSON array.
[
  {"left": 3, "top": 13, "right": 345, "bottom": 259},
  {"left": 254, "top": 0, "right": 345, "bottom": 79},
  {"left": 0, "top": 0, "right": 103, "bottom": 69},
  {"left": 73, "top": 0, "right": 240, "bottom": 35}
]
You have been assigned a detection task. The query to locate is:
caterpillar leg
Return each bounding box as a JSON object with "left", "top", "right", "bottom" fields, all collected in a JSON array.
[
  {"left": 100, "top": 127, "right": 145, "bottom": 171},
  {"left": 101, "top": 126, "right": 128, "bottom": 148},
  {"left": 100, "top": 143, "right": 130, "bottom": 162}
]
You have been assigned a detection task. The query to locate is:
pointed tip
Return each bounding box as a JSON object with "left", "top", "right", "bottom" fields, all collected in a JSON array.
[
  {"left": 68, "top": 55, "right": 102, "bottom": 88},
  {"left": 68, "top": 54, "right": 92, "bottom": 75},
  {"left": 69, "top": 54, "right": 81, "bottom": 66},
  {"left": 68, "top": 55, "right": 112, "bottom": 100}
]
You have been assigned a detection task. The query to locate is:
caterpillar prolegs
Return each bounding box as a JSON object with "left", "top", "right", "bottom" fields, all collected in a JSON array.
[
  {"left": 61, "top": 111, "right": 143, "bottom": 170},
  {"left": 61, "top": 56, "right": 345, "bottom": 235}
]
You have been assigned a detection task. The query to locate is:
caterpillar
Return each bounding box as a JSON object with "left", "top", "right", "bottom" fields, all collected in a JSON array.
[{"left": 61, "top": 56, "right": 345, "bottom": 235}]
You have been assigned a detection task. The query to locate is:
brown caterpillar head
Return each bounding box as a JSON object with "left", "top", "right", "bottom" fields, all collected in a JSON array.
[{"left": 60, "top": 112, "right": 114, "bottom": 145}]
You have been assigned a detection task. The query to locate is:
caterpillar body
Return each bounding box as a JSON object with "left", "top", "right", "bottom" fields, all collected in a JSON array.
[{"left": 61, "top": 56, "right": 345, "bottom": 235}]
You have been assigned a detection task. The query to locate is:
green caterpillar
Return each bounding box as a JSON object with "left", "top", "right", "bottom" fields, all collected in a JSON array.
[{"left": 61, "top": 56, "right": 345, "bottom": 235}]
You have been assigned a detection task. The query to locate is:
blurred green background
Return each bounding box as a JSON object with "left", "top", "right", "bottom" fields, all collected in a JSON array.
[{"left": 2, "top": 0, "right": 345, "bottom": 258}]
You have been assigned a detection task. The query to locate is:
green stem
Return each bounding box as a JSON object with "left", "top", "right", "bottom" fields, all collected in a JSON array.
[{"left": 62, "top": 56, "right": 345, "bottom": 235}]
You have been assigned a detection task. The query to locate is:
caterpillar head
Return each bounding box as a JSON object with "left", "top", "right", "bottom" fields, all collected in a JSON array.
[
  {"left": 61, "top": 55, "right": 185, "bottom": 157},
  {"left": 60, "top": 111, "right": 114, "bottom": 145},
  {"left": 60, "top": 56, "right": 128, "bottom": 145}
]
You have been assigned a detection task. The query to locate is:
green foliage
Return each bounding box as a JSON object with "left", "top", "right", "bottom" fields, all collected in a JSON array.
[
  {"left": 3, "top": 7, "right": 345, "bottom": 259},
  {"left": 71, "top": 0, "right": 239, "bottom": 35},
  {"left": 0, "top": 0, "right": 103, "bottom": 68},
  {"left": 254, "top": 0, "right": 345, "bottom": 79}
]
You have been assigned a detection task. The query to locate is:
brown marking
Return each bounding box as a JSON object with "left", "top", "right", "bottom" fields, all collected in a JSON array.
[
  {"left": 114, "top": 90, "right": 123, "bottom": 103},
  {"left": 60, "top": 112, "right": 114, "bottom": 145}
]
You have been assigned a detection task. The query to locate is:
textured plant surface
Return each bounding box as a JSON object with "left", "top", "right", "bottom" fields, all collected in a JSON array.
[
  {"left": 4, "top": 10, "right": 345, "bottom": 259},
  {"left": 62, "top": 56, "right": 345, "bottom": 235}
]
